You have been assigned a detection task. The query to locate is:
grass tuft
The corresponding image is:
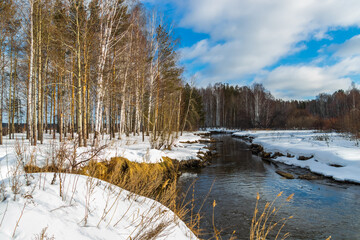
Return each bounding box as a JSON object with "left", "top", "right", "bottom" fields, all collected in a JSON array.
[{"left": 250, "top": 192, "right": 294, "bottom": 240}]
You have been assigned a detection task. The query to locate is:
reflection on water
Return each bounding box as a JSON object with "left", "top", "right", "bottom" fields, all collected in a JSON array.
[{"left": 178, "top": 135, "right": 360, "bottom": 239}]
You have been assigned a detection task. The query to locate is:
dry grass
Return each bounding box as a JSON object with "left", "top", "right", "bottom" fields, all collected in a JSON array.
[
  {"left": 250, "top": 192, "right": 294, "bottom": 240},
  {"left": 78, "top": 157, "right": 178, "bottom": 209},
  {"left": 177, "top": 180, "right": 204, "bottom": 238},
  {"left": 25, "top": 155, "right": 192, "bottom": 239},
  {"left": 77, "top": 157, "right": 195, "bottom": 239},
  {"left": 211, "top": 199, "right": 236, "bottom": 240},
  {"left": 33, "top": 227, "right": 55, "bottom": 240}
]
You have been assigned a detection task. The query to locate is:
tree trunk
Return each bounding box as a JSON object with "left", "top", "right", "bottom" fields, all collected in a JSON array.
[
  {"left": 76, "top": 7, "right": 83, "bottom": 147},
  {"left": 38, "top": 4, "right": 43, "bottom": 144},
  {"left": 28, "top": 0, "right": 34, "bottom": 145}
]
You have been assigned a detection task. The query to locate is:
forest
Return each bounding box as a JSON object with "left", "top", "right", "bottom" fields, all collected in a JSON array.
[
  {"left": 195, "top": 82, "right": 360, "bottom": 136},
  {"left": 0, "top": 0, "right": 201, "bottom": 149}
]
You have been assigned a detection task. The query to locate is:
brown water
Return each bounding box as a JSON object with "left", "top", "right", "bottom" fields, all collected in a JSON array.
[{"left": 178, "top": 134, "right": 360, "bottom": 240}]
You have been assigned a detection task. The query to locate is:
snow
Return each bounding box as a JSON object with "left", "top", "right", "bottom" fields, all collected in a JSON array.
[
  {"left": 0, "top": 173, "right": 197, "bottom": 239},
  {"left": 89, "top": 132, "right": 208, "bottom": 163},
  {"left": 0, "top": 132, "right": 207, "bottom": 239},
  {"left": 0, "top": 132, "right": 208, "bottom": 172},
  {"left": 233, "top": 130, "right": 360, "bottom": 183},
  {"left": 166, "top": 132, "right": 210, "bottom": 161},
  {"left": 202, "top": 128, "right": 239, "bottom": 133}
]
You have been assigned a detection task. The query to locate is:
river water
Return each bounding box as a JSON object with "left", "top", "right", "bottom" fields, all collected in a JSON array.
[{"left": 178, "top": 134, "right": 360, "bottom": 240}]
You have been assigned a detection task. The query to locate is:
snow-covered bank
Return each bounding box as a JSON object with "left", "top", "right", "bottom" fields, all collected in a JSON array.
[
  {"left": 0, "top": 132, "right": 209, "bottom": 174},
  {"left": 91, "top": 132, "right": 209, "bottom": 163},
  {"left": 233, "top": 130, "right": 360, "bottom": 183},
  {"left": 201, "top": 128, "right": 239, "bottom": 134},
  {"left": 0, "top": 173, "right": 196, "bottom": 239},
  {"left": 0, "top": 132, "right": 207, "bottom": 239}
]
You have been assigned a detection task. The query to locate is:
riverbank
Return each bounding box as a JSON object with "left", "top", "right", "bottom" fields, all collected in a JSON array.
[
  {"left": 233, "top": 130, "right": 360, "bottom": 184},
  {"left": 178, "top": 134, "right": 360, "bottom": 240},
  {"left": 0, "top": 132, "right": 211, "bottom": 239},
  {"left": 0, "top": 132, "right": 211, "bottom": 177}
]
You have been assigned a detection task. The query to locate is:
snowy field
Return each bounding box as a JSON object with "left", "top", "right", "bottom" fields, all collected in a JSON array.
[
  {"left": 0, "top": 132, "right": 206, "bottom": 239},
  {"left": 0, "top": 174, "right": 196, "bottom": 239},
  {"left": 233, "top": 130, "right": 360, "bottom": 183}
]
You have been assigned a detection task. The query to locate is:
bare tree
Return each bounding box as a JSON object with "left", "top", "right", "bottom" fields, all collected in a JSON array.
[{"left": 94, "top": 0, "right": 127, "bottom": 144}]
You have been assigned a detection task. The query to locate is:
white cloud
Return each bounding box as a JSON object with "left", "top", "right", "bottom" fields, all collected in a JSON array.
[
  {"left": 313, "top": 29, "right": 333, "bottom": 41},
  {"left": 170, "top": 0, "right": 360, "bottom": 98},
  {"left": 256, "top": 53, "right": 360, "bottom": 100},
  {"left": 334, "top": 35, "right": 360, "bottom": 57},
  {"left": 180, "top": 39, "right": 210, "bottom": 61},
  {"left": 329, "top": 56, "right": 360, "bottom": 76},
  {"left": 255, "top": 65, "right": 352, "bottom": 100}
]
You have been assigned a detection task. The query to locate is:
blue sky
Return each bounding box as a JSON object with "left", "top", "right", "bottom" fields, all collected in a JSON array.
[{"left": 143, "top": 0, "right": 360, "bottom": 100}]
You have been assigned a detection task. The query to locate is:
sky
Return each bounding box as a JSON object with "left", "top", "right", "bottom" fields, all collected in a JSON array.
[{"left": 142, "top": 0, "right": 360, "bottom": 100}]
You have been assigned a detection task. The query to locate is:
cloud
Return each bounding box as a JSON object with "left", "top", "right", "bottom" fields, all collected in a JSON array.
[
  {"left": 256, "top": 53, "right": 360, "bottom": 100},
  {"left": 169, "top": 0, "right": 360, "bottom": 98},
  {"left": 255, "top": 65, "right": 352, "bottom": 100},
  {"left": 180, "top": 39, "right": 210, "bottom": 61},
  {"left": 334, "top": 35, "right": 360, "bottom": 57}
]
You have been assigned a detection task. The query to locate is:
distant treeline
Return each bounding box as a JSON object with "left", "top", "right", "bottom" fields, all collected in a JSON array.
[{"left": 183, "top": 83, "right": 360, "bottom": 136}]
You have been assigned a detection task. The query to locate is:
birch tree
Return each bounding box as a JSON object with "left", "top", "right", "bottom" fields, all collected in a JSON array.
[
  {"left": 27, "top": 0, "right": 35, "bottom": 145},
  {"left": 94, "top": 0, "right": 127, "bottom": 144}
]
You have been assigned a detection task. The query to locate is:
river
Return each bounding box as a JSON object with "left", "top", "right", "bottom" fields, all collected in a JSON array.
[{"left": 178, "top": 134, "right": 360, "bottom": 240}]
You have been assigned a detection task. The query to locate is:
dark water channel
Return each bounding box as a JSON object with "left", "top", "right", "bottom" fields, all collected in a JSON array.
[{"left": 178, "top": 135, "right": 360, "bottom": 240}]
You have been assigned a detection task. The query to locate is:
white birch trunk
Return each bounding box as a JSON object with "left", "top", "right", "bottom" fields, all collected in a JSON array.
[
  {"left": 106, "top": 96, "right": 110, "bottom": 135},
  {"left": 146, "top": 11, "right": 158, "bottom": 136},
  {"left": 94, "top": 1, "right": 117, "bottom": 143},
  {"left": 134, "top": 70, "right": 141, "bottom": 135},
  {"left": 119, "top": 67, "right": 128, "bottom": 137},
  {"left": 119, "top": 28, "right": 133, "bottom": 137},
  {"left": 28, "top": 0, "right": 34, "bottom": 145},
  {"left": 215, "top": 90, "right": 220, "bottom": 127},
  {"left": 254, "top": 92, "right": 260, "bottom": 127}
]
